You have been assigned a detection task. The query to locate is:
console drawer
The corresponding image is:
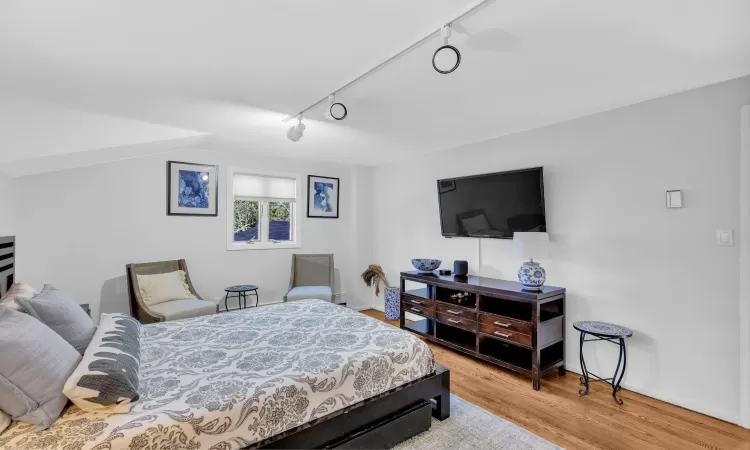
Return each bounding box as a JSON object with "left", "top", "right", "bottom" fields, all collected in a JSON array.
[
  {"left": 402, "top": 302, "right": 434, "bottom": 318},
  {"left": 479, "top": 325, "right": 532, "bottom": 347},
  {"left": 402, "top": 295, "right": 434, "bottom": 310},
  {"left": 478, "top": 312, "right": 532, "bottom": 335},
  {"left": 436, "top": 302, "right": 476, "bottom": 321},
  {"left": 435, "top": 311, "right": 477, "bottom": 332}
]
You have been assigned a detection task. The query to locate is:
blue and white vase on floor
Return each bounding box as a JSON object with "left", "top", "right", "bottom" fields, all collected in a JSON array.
[
  {"left": 384, "top": 287, "right": 401, "bottom": 320},
  {"left": 517, "top": 260, "right": 546, "bottom": 291}
]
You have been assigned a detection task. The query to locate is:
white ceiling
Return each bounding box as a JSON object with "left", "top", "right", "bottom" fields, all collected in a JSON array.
[{"left": 1, "top": 0, "right": 749, "bottom": 175}]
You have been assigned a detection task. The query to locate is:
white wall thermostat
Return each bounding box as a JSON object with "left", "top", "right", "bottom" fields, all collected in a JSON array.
[{"left": 666, "top": 190, "right": 683, "bottom": 208}]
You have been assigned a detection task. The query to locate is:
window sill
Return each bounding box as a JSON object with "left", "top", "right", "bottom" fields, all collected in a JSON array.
[{"left": 227, "top": 242, "right": 300, "bottom": 251}]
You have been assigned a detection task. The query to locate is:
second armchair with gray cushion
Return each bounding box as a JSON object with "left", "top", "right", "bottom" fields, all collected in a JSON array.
[{"left": 284, "top": 254, "right": 335, "bottom": 302}]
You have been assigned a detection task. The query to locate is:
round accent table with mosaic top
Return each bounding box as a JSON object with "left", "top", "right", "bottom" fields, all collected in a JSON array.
[
  {"left": 223, "top": 285, "right": 259, "bottom": 311},
  {"left": 574, "top": 321, "right": 633, "bottom": 404}
]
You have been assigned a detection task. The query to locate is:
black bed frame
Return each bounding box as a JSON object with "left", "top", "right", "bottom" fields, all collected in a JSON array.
[
  {"left": 0, "top": 235, "right": 450, "bottom": 449},
  {"left": 0, "top": 236, "right": 14, "bottom": 296},
  {"left": 254, "top": 365, "right": 450, "bottom": 449}
]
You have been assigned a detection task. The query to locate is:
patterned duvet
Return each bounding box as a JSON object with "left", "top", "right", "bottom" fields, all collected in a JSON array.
[{"left": 0, "top": 300, "right": 434, "bottom": 450}]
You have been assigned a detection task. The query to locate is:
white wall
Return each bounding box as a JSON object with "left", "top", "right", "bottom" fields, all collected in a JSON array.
[
  {"left": 14, "top": 147, "right": 372, "bottom": 319},
  {"left": 371, "top": 76, "right": 750, "bottom": 423},
  {"left": 0, "top": 172, "right": 17, "bottom": 236}
]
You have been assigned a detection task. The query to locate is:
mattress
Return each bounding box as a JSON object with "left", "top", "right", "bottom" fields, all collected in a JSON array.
[{"left": 0, "top": 299, "right": 434, "bottom": 450}]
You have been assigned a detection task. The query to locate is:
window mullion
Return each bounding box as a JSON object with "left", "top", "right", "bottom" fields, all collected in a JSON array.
[
  {"left": 290, "top": 202, "right": 296, "bottom": 242},
  {"left": 261, "top": 201, "right": 270, "bottom": 242}
]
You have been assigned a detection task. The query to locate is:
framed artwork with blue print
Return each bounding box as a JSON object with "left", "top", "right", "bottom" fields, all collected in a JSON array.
[
  {"left": 307, "top": 175, "right": 339, "bottom": 219},
  {"left": 167, "top": 161, "right": 218, "bottom": 216}
]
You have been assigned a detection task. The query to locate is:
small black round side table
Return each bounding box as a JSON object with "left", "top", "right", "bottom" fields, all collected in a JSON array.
[
  {"left": 223, "top": 285, "right": 259, "bottom": 311},
  {"left": 574, "top": 321, "right": 633, "bottom": 404}
]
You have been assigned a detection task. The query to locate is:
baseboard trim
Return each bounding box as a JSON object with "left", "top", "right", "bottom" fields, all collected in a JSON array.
[{"left": 347, "top": 304, "right": 372, "bottom": 311}]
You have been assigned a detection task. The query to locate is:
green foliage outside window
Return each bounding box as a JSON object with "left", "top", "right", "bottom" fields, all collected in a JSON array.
[
  {"left": 234, "top": 200, "right": 258, "bottom": 233},
  {"left": 269, "top": 202, "right": 291, "bottom": 222},
  {"left": 234, "top": 200, "right": 291, "bottom": 233}
]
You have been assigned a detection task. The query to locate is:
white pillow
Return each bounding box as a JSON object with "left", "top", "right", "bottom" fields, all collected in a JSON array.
[
  {"left": 63, "top": 313, "right": 141, "bottom": 413},
  {"left": 136, "top": 270, "right": 195, "bottom": 306},
  {"left": 0, "top": 283, "right": 37, "bottom": 311},
  {"left": 0, "top": 410, "right": 10, "bottom": 435}
]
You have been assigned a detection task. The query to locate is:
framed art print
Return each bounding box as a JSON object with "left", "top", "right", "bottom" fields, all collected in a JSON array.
[
  {"left": 307, "top": 175, "right": 339, "bottom": 219},
  {"left": 167, "top": 161, "right": 218, "bottom": 216}
]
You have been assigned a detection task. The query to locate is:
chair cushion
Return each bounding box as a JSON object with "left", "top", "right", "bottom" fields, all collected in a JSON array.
[
  {"left": 63, "top": 313, "right": 141, "bottom": 413},
  {"left": 0, "top": 307, "right": 81, "bottom": 430},
  {"left": 16, "top": 285, "right": 96, "bottom": 355},
  {"left": 0, "top": 410, "right": 10, "bottom": 434},
  {"left": 285, "top": 286, "right": 333, "bottom": 302},
  {"left": 148, "top": 298, "right": 216, "bottom": 321},
  {"left": 0, "top": 282, "right": 37, "bottom": 311},
  {"left": 136, "top": 270, "right": 195, "bottom": 306}
]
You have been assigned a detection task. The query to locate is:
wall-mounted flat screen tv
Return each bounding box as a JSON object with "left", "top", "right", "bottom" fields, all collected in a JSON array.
[{"left": 437, "top": 167, "right": 546, "bottom": 239}]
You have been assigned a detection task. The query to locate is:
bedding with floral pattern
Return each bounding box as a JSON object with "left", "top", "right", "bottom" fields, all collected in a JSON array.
[{"left": 0, "top": 300, "right": 434, "bottom": 450}]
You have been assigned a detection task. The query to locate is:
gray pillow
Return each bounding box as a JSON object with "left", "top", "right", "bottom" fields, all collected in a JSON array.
[
  {"left": 16, "top": 285, "right": 96, "bottom": 354},
  {"left": 0, "top": 307, "right": 82, "bottom": 429}
]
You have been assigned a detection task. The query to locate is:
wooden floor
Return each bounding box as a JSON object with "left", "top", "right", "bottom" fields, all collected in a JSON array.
[{"left": 362, "top": 309, "right": 750, "bottom": 450}]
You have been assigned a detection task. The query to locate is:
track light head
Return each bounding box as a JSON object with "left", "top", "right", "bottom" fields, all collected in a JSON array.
[
  {"left": 286, "top": 115, "right": 306, "bottom": 142},
  {"left": 433, "top": 25, "right": 461, "bottom": 74},
  {"left": 329, "top": 102, "right": 347, "bottom": 120},
  {"left": 325, "top": 94, "right": 348, "bottom": 120}
]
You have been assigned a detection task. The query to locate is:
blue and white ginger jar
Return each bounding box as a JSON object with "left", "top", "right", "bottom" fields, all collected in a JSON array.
[{"left": 517, "top": 261, "right": 546, "bottom": 291}]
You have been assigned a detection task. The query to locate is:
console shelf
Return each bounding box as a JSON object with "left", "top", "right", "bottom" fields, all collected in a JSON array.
[
  {"left": 403, "top": 318, "right": 434, "bottom": 337},
  {"left": 400, "top": 271, "right": 566, "bottom": 390}
]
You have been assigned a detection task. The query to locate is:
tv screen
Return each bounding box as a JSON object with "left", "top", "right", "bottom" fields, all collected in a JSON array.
[{"left": 437, "top": 167, "right": 546, "bottom": 239}]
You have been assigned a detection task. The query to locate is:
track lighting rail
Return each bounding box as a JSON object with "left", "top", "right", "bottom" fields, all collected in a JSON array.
[{"left": 281, "top": 0, "right": 493, "bottom": 123}]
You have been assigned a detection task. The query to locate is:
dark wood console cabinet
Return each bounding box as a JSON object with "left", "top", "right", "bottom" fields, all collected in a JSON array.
[{"left": 399, "top": 271, "right": 566, "bottom": 390}]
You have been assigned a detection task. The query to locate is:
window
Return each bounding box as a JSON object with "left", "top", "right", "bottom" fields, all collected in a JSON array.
[{"left": 227, "top": 169, "right": 299, "bottom": 250}]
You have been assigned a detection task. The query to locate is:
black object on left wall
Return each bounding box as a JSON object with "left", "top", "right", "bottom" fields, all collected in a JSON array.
[{"left": 0, "top": 236, "right": 15, "bottom": 296}]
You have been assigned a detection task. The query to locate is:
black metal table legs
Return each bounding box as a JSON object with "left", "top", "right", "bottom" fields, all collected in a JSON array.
[
  {"left": 223, "top": 289, "right": 260, "bottom": 312},
  {"left": 578, "top": 332, "right": 627, "bottom": 404}
]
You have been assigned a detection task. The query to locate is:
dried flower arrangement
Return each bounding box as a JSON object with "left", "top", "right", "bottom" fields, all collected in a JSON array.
[
  {"left": 450, "top": 292, "right": 474, "bottom": 305},
  {"left": 361, "top": 264, "right": 390, "bottom": 296}
]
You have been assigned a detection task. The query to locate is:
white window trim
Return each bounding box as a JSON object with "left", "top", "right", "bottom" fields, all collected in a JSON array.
[{"left": 226, "top": 167, "right": 302, "bottom": 251}]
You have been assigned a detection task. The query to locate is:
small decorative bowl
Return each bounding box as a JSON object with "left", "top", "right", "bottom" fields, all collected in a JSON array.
[{"left": 411, "top": 259, "right": 442, "bottom": 273}]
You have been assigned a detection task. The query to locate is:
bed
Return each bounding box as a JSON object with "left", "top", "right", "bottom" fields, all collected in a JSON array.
[{"left": 0, "top": 286, "right": 450, "bottom": 449}]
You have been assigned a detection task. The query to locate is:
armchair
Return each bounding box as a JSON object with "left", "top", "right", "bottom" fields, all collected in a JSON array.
[
  {"left": 126, "top": 259, "right": 218, "bottom": 323},
  {"left": 284, "top": 254, "right": 335, "bottom": 302}
]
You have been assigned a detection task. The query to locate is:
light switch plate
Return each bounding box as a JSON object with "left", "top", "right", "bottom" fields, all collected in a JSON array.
[
  {"left": 716, "top": 229, "right": 734, "bottom": 246},
  {"left": 666, "top": 190, "right": 683, "bottom": 208}
]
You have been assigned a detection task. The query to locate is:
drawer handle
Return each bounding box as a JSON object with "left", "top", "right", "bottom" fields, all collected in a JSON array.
[
  {"left": 446, "top": 309, "right": 462, "bottom": 315},
  {"left": 494, "top": 321, "right": 511, "bottom": 327},
  {"left": 447, "top": 318, "right": 461, "bottom": 324},
  {"left": 494, "top": 331, "right": 512, "bottom": 338},
  {"left": 411, "top": 300, "right": 423, "bottom": 305},
  {"left": 410, "top": 307, "right": 422, "bottom": 313}
]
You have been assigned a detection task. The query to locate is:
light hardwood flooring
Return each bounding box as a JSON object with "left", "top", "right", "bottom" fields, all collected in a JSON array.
[{"left": 362, "top": 309, "right": 750, "bottom": 450}]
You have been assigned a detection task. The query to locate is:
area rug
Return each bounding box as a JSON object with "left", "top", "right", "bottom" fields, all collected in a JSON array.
[{"left": 394, "top": 395, "right": 561, "bottom": 450}]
